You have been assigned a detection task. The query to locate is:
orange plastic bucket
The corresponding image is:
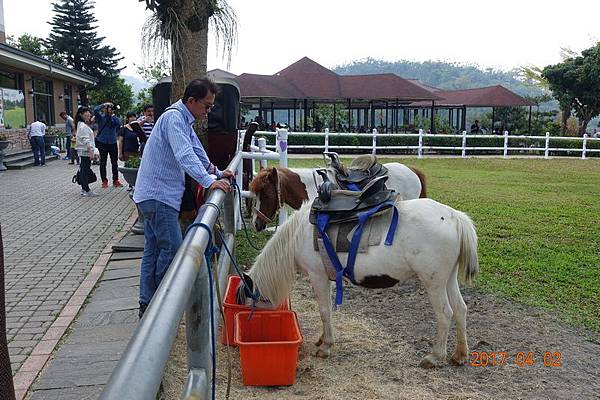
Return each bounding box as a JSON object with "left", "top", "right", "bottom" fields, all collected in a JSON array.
[
  {"left": 221, "top": 275, "right": 290, "bottom": 346},
  {"left": 234, "top": 310, "right": 303, "bottom": 386}
]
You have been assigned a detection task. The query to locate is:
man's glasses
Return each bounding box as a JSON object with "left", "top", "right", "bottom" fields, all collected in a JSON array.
[{"left": 200, "top": 101, "right": 214, "bottom": 112}]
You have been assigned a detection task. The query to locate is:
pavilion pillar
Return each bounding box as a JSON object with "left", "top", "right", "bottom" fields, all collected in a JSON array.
[
  {"left": 491, "top": 107, "right": 495, "bottom": 133},
  {"left": 385, "top": 102, "right": 389, "bottom": 133},
  {"left": 528, "top": 105, "right": 532, "bottom": 134},
  {"left": 462, "top": 106, "right": 467, "bottom": 131},
  {"left": 347, "top": 99, "right": 351, "bottom": 131},
  {"left": 333, "top": 103, "right": 337, "bottom": 131},
  {"left": 370, "top": 102, "right": 375, "bottom": 131},
  {"left": 303, "top": 99, "right": 308, "bottom": 131},
  {"left": 293, "top": 99, "right": 297, "bottom": 131},
  {"left": 271, "top": 102, "right": 274, "bottom": 127},
  {"left": 430, "top": 101, "right": 435, "bottom": 133},
  {"left": 258, "top": 97, "right": 263, "bottom": 129},
  {"left": 287, "top": 108, "right": 290, "bottom": 126}
]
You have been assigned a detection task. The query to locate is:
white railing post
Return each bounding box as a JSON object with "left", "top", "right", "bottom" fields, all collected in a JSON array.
[
  {"left": 324, "top": 128, "right": 329, "bottom": 153},
  {"left": 277, "top": 128, "right": 288, "bottom": 226},
  {"left": 372, "top": 128, "right": 377, "bottom": 155},
  {"left": 257, "top": 137, "right": 268, "bottom": 170},
  {"left": 582, "top": 134, "right": 588, "bottom": 159},
  {"left": 235, "top": 158, "right": 244, "bottom": 231},
  {"left": 461, "top": 130, "right": 467, "bottom": 158},
  {"left": 251, "top": 136, "right": 257, "bottom": 175},
  {"left": 544, "top": 132, "right": 550, "bottom": 159},
  {"left": 418, "top": 129, "right": 424, "bottom": 159},
  {"left": 503, "top": 131, "right": 509, "bottom": 158}
]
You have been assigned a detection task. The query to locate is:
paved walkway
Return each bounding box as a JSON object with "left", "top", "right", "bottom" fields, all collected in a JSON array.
[
  {"left": 29, "top": 249, "right": 142, "bottom": 399},
  {"left": 0, "top": 160, "right": 136, "bottom": 397}
]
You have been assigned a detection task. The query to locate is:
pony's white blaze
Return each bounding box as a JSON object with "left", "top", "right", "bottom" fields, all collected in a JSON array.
[
  {"left": 245, "top": 198, "right": 479, "bottom": 367},
  {"left": 251, "top": 196, "right": 261, "bottom": 229}
]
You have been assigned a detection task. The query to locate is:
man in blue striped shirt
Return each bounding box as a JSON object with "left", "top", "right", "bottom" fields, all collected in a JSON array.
[{"left": 133, "top": 78, "right": 233, "bottom": 317}]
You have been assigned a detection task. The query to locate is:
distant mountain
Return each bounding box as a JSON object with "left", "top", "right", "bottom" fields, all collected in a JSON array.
[
  {"left": 122, "top": 74, "right": 151, "bottom": 96},
  {"left": 333, "top": 57, "right": 543, "bottom": 98}
]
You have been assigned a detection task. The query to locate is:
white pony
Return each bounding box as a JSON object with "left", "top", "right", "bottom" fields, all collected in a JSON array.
[
  {"left": 239, "top": 198, "right": 479, "bottom": 368},
  {"left": 250, "top": 163, "right": 427, "bottom": 231}
]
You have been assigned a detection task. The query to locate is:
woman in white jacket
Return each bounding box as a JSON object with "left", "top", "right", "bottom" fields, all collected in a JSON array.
[{"left": 75, "top": 106, "right": 99, "bottom": 197}]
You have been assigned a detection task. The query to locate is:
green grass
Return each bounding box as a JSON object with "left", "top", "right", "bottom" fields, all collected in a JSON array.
[{"left": 236, "top": 157, "right": 600, "bottom": 333}]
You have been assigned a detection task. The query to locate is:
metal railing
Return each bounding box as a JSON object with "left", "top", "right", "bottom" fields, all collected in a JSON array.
[
  {"left": 100, "top": 153, "right": 242, "bottom": 400},
  {"left": 100, "top": 129, "right": 290, "bottom": 400}
]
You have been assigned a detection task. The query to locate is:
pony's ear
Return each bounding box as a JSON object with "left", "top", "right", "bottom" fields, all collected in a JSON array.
[{"left": 269, "top": 167, "right": 278, "bottom": 185}]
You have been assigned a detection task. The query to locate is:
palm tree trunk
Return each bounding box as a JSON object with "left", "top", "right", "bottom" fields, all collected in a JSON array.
[{"left": 171, "top": 0, "right": 209, "bottom": 102}]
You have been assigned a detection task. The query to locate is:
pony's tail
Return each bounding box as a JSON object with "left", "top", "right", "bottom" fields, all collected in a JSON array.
[
  {"left": 409, "top": 167, "right": 427, "bottom": 198},
  {"left": 455, "top": 211, "right": 479, "bottom": 284}
]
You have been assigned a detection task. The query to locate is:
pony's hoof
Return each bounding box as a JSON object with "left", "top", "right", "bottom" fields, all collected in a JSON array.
[
  {"left": 315, "top": 349, "right": 329, "bottom": 358},
  {"left": 419, "top": 355, "right": 442, "bottom": 369},
  {"left": 450, "top": 353, "right": 468, "bottom": 366}
]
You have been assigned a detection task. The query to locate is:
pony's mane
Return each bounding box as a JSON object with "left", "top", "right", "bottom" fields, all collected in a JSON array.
[
  {"left": 248, "top": 201, "right": 311, "bottom": 305},
  {"left": 249, "top": 168, "right": 271, "bottom": 193},
  {"left": 249, "top": 166, "right": 295, "bottom": 194}
]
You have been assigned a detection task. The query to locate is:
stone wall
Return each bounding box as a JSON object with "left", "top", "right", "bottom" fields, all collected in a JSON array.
[{"left": 0, "top": 129, "right": 29, "bottom": 151}]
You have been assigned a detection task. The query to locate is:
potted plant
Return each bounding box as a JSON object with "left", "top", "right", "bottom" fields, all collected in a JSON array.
[
  {"left": 0, "top": 133, "right": 9, "bottom": 171},
  {"left": 44, "top": 127, "right": 59, "bottom": 155},
  {"left": 118, "top": 155, "right": 141, "bottom": 186}
]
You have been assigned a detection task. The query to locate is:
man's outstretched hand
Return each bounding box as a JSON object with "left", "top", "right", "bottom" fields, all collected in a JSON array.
[
  {"left": 221, "top": 169, "right": 235, "bottom": 179},
  {"left": 209, "top": 179, "right": 231, "bottom": 192}
]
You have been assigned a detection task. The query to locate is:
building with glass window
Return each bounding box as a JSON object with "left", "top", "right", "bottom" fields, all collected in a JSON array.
[{"left": 0, "top": 0, "right": 96, "bottom": 150}]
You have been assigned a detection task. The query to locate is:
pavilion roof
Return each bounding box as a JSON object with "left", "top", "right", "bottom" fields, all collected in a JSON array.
[
  {"left": 235, "top": 57, "right": 439, "bottom": 102},
  {"left": 410, "top": 85, "right": 534, "bottom": 107}
]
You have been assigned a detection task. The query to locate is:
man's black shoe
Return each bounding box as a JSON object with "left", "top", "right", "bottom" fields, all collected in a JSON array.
[{"left": 139, "top": 302, "right": 148, "bottom": 319}]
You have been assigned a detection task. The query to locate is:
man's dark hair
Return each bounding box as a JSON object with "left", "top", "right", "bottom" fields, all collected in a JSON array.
[
  {"left": 59, "top": 111, "right": 68, "bottom": 117},
  {"left": 182, "top": 78, "right": 219, "bottom": 102},
  {"left": 143, "top": 104, "right": 154, "bottom": 112},
  {"left": 126, "top": 111, "right": 137, "bottom": 119}
]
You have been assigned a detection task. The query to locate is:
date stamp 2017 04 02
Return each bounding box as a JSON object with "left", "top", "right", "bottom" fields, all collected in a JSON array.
[{"left": 470, "top": 351, "right": 562, "bottom": 367}]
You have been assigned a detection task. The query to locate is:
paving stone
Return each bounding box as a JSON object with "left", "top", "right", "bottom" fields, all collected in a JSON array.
[{"left": 29, "top": 385, "right": 104, "bottom": 400}]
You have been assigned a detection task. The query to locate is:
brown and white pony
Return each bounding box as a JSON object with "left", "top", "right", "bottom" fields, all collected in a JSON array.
[{"left": 250, "top": 163, "right": 427, "bottom": 231}]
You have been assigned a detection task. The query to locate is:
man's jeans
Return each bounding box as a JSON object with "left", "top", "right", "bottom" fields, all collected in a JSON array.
[
  {"left": 30, "top": 136, "right": 45, "bottom": 165},
  {"left": 138, "top": 200, "right": 183, "bottom": 306},
  {"left": 95, "top": 140, "right": 118, "bottom": 182}
]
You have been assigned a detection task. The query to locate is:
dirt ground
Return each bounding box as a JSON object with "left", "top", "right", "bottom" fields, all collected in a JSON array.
[{"left": 161, "top": 275, "right": 600, "bottom": 400}]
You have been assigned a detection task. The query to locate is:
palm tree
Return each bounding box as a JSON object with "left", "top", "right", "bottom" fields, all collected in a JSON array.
[{"left": 140, "top": 0, "right": 237, "bottom": 101}]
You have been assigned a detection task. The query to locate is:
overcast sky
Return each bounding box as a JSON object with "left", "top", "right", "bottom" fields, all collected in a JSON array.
[{"left": 4, "top": 0, "right": 600, "bottom": 78}]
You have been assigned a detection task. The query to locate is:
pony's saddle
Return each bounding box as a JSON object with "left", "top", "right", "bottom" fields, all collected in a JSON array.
[
  {"left": 309, "top": 154, "right": 397, "bottom": 225},
  {"left": 325, "top": 152, "right": 388, "bottom": 190}
]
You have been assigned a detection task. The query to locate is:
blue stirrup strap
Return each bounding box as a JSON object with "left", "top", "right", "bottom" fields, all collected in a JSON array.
[{"left": 316, "top": 200, "right": 399, "bottom": 306}]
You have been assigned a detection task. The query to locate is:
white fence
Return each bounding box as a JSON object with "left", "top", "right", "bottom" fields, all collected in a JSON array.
[{"left": 252, "top": 129, "right": 600, "bottom": 159}]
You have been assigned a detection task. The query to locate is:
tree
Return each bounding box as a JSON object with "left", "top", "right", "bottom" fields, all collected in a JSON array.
[
  {"left": 87, "top": 76, "right": 134, "bottom": 116},
  {"left": 542, "top": 43, "right": 600, "bottom": 136},
  {"left": 6, "top": 33, "right": 62, "bottom": 64},
  {"left": 47, "top": 0, "right": 124, "bottom": 104},
  {"left": 7, "top": 33, "right": 46, "bottom": 56},
  {"left": 134, "top": 61, "right": 171, "bottom": 111},
  {"left": 141, "top": 0, "right": 237, "bottom": 101}
]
